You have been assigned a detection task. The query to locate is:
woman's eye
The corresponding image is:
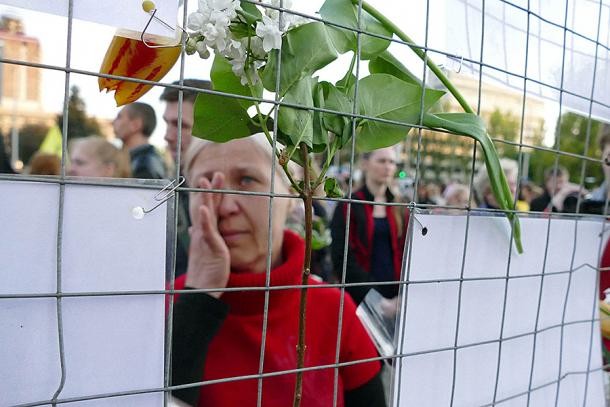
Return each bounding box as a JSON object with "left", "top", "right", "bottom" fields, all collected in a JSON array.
[{"left": 240, "top": 176, "right": 256, "bottom": 186}]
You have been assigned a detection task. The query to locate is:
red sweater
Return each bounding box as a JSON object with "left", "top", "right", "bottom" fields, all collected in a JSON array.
[
  {"left": 600, "top": 239, "right": 610, "bottom": 361},
  {"left": 174, "top": 231, "right": 380, "bottom": 406}
]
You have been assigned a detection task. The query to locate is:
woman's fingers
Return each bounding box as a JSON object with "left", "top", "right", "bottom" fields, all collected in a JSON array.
[
  {"left": 199, "top": 205, "right": 228, "bottom": 255},
  {"left": 210, "top": 172, "right": 225, "bottom": 211}
]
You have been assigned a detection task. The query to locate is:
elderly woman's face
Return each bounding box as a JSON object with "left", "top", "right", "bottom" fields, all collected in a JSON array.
[{"left": 189, "top": 138, "right": 293, "bottom": 273}]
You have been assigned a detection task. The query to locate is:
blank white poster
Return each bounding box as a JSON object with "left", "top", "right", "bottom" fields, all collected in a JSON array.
[
  {"left": 0, "top": 0, "right": 179, "bottom": 38},
  {"left": 0, "top": 180, "right": 167, "bottom": 406},
  {"left": 393, "top": 214, "right": 606, "bottom": 407}
]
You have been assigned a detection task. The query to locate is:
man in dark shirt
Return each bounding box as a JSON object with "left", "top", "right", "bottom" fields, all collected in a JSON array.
[
  {"left": 113, "top": 102, "right": 166, "bottom": 179},
  {"left": 160, "top": 80, "right": 211, "bottom": 278}
]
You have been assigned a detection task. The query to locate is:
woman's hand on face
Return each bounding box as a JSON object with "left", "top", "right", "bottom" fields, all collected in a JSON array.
[{"left": 185, "top": 172, "right": 231, "bottom": 298}]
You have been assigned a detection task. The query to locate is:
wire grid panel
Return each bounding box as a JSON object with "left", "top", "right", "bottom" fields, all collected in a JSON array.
[{"left": 1, "top": 0, "right": 610, "bottom": 406}]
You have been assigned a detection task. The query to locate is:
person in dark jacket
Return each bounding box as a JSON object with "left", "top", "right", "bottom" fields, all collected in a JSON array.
[
  {"left": 0, "top": 137, "right": 15, "bottom": 174},
  {"left": 160, "top": 80, "right": 212, "bottom": 278},
  {"left": 113, "top": 102, "right": 166, "bottom": 179},
  {"left": 330, "top": 147, "right": 408, "bottom": 305},
  {"left": 529, "top": 166, "right": 582, "bottom": 212}
]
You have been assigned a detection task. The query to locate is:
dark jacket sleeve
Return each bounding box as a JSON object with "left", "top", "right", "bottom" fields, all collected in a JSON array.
[
  {"left": 131, "top": 155, "right": 166, "bottom": 179},
  {"left": 344, "top": 372, "right": 387, "bottom": 407},
  {"left": 330, "top": 204, "right": 374, "bottom": 304},
  {"left": 171, "top": 291, "right": 229, "bottom": 406}
]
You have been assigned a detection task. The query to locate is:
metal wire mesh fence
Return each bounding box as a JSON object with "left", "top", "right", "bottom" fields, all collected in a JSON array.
[{"left": 1, "top": 0, "right": 610, "bottom": 406}]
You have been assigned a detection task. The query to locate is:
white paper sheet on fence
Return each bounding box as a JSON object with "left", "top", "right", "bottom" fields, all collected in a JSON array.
[
  {"left": 393, "top": 214, "right": 606, "bottom": 407},
  {"left": 0, "top": 0, "right": 178, "bottom": 38},
  {"left": 0, "top": 180, "right": 167, "bottom": 406}
]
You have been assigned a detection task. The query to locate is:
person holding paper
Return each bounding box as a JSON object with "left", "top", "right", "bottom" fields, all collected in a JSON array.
[
  {"left": 170, "top": 134, "right": 385, "bottom": 406},
  {"left": 330, "top": 147, "right": 408, "bottom": 306}
]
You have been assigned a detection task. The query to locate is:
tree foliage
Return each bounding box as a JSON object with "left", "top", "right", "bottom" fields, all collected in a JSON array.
[
  {"left": 57, "top": 86, "right": 102, "bottom": 140},
  {"left": 18, "top": 124, "right": 48, "bottom": 165},
  {"left": 529, "top": 112, "right": 603, "bottom": 188}
]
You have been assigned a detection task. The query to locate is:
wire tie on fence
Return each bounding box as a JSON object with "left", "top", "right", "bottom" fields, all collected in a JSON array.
[
  {"left": 412, "top": 215, "right": 428, "bottom": 236},
  {"left": 438, "top": 54, "right": 464, "bottom": 74},
  {"left": 132, "top": 176, "right": 185, "bottom": 219},
  {"left": 599, "top": 224, "right": 610, "bottom": 237},
  {"left": 140, "top": 0, "right": 187, "bottom": 49}
]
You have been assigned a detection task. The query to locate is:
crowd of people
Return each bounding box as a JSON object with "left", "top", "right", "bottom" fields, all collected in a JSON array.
[{"left": 2, "top": 79, "right": 610, "bottom": 406}]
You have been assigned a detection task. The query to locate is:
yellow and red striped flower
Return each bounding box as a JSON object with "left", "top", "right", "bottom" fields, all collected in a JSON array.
[{"left": 99, "top": 35, "right": 181, "bottom": 106}]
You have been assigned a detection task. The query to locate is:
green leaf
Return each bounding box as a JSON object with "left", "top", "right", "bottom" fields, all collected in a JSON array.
[
  {"left": 238, "top": 1, "right": 262, "bottom": 25},
  {"left": 319, "top": 0, "right": 391, "bottom": 59},
  {"left": 261, "top": 22, "right": 338, "bottom": 95},
  {"left": 192, "top": 92, "right": 252, "bottom": 142},
  {"left": 324, "top": 177, "right": 344, "bottom": 198},
  {"left": 422, "top": 112, "right": 523, "bottom": 253},
  {"left": 312, "top": 226, "right": 332, "bottom": 250},
  {"left": 312, "top": 82, "right": 329, "bottom": 152},
  {"left": 336, "top": 72, "right": 357, "bottom": 93},
  {"left": 319, "top": 81, "right": 353, "bottom": 137},
  {"left": 278, "top": 77, "right": 315, "bottom": 148},
  {"left": 210, "top": 54, "right": 262, "bottom": 110},
  {"left": 369, "top": 50, "right": 422, "bottom": 86},
  {"left": 353, "top": 74, "right": 444, "bottom": 151}
]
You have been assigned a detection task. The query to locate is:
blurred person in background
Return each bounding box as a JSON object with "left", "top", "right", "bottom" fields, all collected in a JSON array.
[
  {"left": 113, "top": 102, "right": 166, "bottom": 179},
  {"left": 160, "top": 79, "right": 211, "bottom": 171},
  {"left": 474, "top": 158, "right": 529, "bottom": 212},
  {"left": 160, "top": 79, "right": 211, "bottom": 278},
  {"left": 425, "top": 182, "right": 445, "bottom": 206},
  {"left": 439, "top": 183, "right": 473, "bottom": 214},
  {"left": 330, "top": 147, "right": 408, "bottom": 306},
  {"left": 529, "top": 166, "right": 584, "bottom": 212},
  {"left": 588, "top": 126, "right": 610, "bottom": 207},
  {"left": 68, "top": 136, "right": 131, "bottom": 178},
  {"left": 27, "top": 152, "right": 60, "bottom": 176},
  {"left": 170, "top": 134, "right": 385, "bottom": 406},
  {"left": 0, "top": 138, "right": 15, "bottom": 174},
  {"left": 519, "top": 180, "right": 543, "bottom": 207}
]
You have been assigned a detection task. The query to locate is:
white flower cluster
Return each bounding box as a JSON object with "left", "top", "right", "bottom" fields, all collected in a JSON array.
[{"left": 186, "top": 0, "right": 304, "bottom": 85}]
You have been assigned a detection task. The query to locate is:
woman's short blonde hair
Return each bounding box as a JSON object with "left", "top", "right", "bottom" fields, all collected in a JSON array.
[
  {"left": 183, "top": 133, "right": 294, "bottom": 189},
  {"left": 70, "top": 136, "right": 131, "bottom": 178}
]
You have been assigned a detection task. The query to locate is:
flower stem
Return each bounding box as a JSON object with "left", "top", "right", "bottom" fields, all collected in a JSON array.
[
  {"left": 355, "top": 0, "right": 475, "bottom": 115},
  {"left": 247, "top": 81, "right": 302, "bottom": 193},
  {"left": 293, "top": 143, "right": 313, "bottom": 407},
  {"left": 313, "top": 137, "right": 340, "bottom": 190}
]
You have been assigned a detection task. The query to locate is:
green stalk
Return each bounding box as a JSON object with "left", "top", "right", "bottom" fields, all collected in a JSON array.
[
  {"left": 354, "top": 0, "right": 474, "bottom": 114},
  {"left": 247, "top": 81, "right": 302, "bottom": 194},
  {"left": 293, "top": 143, "right": 313, "bottom": 407},
  {"left": 359, "top": 0, "right": 523, "bottom": 253}
]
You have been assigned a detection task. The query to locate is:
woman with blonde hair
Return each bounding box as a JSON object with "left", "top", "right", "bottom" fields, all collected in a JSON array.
[
  {"left": 170, "top": 134, "right": 385, "bottom": 406},
  {"left": 68, "top": 136, "right": 131, "bottom": 178}
]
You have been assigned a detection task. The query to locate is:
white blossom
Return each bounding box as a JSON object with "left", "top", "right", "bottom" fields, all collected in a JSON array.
[
  {"left": 187, "top": 0, "right": 241, "bottom": 57},
  {"left": 202, "top": 21, "right": 229, "bottom": 52},
  {"left": 196, "top": 41, "right": 211, "bottom": 59},
  {"left": 261, "top": 0, "right": 305, "bottom": 31},
  {"left": 187, "top": 12, "right": 206, "bottom": 32},
  {"left": 247, "top": 36, "right": 267, "bottom": 60},
  {"left": 256, "top": 14, "right": 282, "bottom": 52}
]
